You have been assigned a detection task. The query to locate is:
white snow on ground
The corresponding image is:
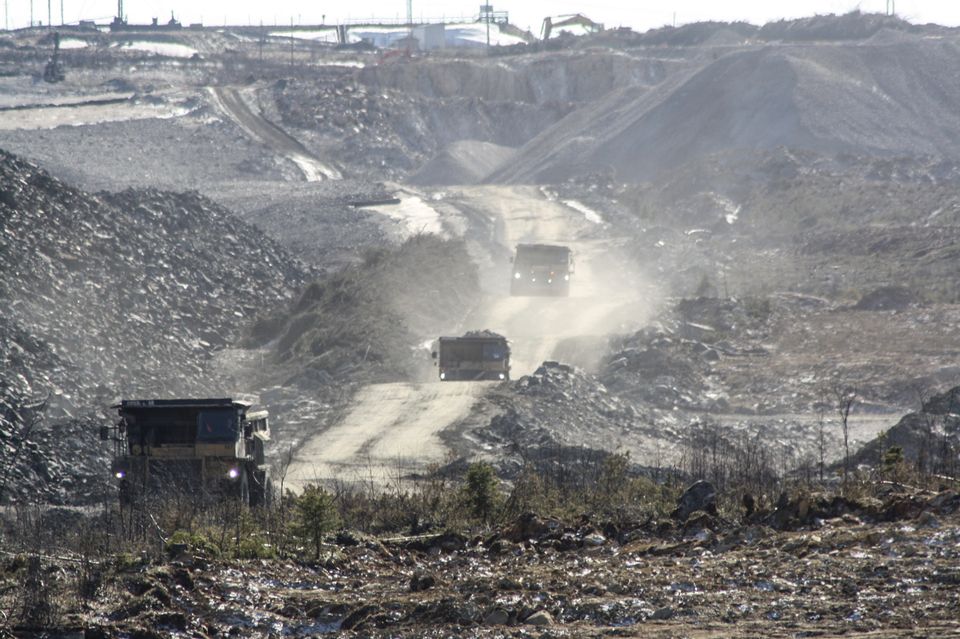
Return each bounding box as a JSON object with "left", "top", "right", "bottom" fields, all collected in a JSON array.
[
  {"left": 320, "top": 60, "right": 367, "bottom": 68},
  {"left": 444, "top": 23, "right": 528, "bottom": 47},
  {"left": 289, "top": 152, "right": 341, "bottom": 181},
  {"left": 547, "top": 24, "right": 595, "bottom": 38},
  {"left": 58, "top": 38, "right": 90, "bottom": 49},
  {"left": 269, "top": 29, "right": 339, "bottom": 44},
  {"left": 370, "top": 194, "right": 445, "bottom": 238},
  {"left": 347, "top": 27, "right": 408, "bottom": 48},
  {"left": 302, "top": 23, "right": 528, "bottom": 49},
  {"left": 562, "top": 199, "right": 604, "bottom": 225},
  {"left": 116, "top": 41, "right": 199, "bottom": 58},
  {"left": 709, "top": 193, "right": 741, "bottom": 224},
  {"left": 0, "top": 102, "right": 191, "bottom": 130}
]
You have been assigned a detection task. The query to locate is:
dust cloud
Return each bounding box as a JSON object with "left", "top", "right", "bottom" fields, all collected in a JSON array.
[{"left": 451, "top": 186, "right": 663, "bottom": 376}]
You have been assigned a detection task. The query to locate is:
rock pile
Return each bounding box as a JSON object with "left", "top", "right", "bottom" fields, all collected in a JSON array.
[
  {"left": 272, "top": 71, "right": 571, "bottom": 181},
  {"left": 0, "top": 150, "right": 308, "bottom": 402},
  {"left": 850, "top": 384, "right": 960, "bottom": 472},
  {"left": 480, "top": 361, "right": 650, "bottom": 461},
  {"left": 0, "top": 149, "right": 309, "bottom": 502}
]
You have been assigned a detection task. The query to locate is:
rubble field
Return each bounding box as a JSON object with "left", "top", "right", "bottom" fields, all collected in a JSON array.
[{"left": 3, "top": 487, "right": 960, "bottom": 638}]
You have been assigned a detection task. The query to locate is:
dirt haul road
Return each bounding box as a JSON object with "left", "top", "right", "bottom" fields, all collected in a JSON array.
[
  {"left": 209, "top": 86, "right": 341, "bottom": 181},
  {"left": 284, "top": 186, "right": 658, "bottom": 491}
]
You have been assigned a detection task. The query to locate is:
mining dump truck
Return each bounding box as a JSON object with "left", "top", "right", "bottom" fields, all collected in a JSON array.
[
  {"left": 510, "top": 243, "right": 574, "bottom": 296},
  {"left": 102, "top": 398, "right": 271, "bottom": 506},
  {"left": 432, "top": 331, "right": 510, "bottom": 381}
]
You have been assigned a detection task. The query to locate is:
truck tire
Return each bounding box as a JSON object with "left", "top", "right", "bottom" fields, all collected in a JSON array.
[
  {"left": 239, "top": 469, "right": 250, "bottom": 506},
  {"left": 250, "top": 469, "right": 271, "bottom": 508}
]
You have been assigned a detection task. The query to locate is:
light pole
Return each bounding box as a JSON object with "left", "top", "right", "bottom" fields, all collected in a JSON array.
[{"left": 481, "top": 4, "right": 492, "bottom": 49}]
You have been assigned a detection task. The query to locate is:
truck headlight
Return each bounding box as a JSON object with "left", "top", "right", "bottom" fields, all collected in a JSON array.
[
  {"left": 114, "top": 471, "right": 125, "bottom": 479},
  {"left": 227, "top": 468, "right": 240, "bottom": 479},
  {"left": 564, "top": 274, "right": 569, "bottom": 281},
  {"left": 498, "top": 373, "right": 506, "bottom": 380},
  {"left": 514, "top": 272, "right": 521, "bottom": 279},
  {"left": 440, "top": 372, "right": 446, "bottom": 380}
]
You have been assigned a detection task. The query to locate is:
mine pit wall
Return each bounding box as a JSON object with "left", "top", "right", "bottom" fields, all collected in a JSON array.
[{"left": 357, "top": 52, "right": 681, "bottom": 105}]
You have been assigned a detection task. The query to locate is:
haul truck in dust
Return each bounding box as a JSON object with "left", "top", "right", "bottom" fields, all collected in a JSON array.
[
  {"left": 432, "top": 332, "right": 511, "bottom": 381},
  {"left": 510, "top": 243, "right": 574, "bottom": 296},
  {"left": 102, "top": 398, "right": 271, "bottom": 506}
]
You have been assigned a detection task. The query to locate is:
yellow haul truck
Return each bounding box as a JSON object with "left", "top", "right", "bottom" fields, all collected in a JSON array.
[
  {"left": 103, "top": 398, "right": 271, "bottom": 506},
  {"left": 510, "top": 243, "right": 573, "bottom": 297},
  {"left": 432, "top": 332, "right": 510, "bottom": 381}
]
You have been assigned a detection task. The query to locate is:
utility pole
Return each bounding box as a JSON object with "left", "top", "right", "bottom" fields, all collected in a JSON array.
[
  {"left": 481, "top": 4, "right": 492, "bottom": 49},
  {"left": 289, "top": 17, "right": 294, "bottom": 68},
  {"left": 406, "top": 0, "right": 413, "bottom": 51},
  {"left": 47, "top": 0, "right": 50, "bottom": 29},
  {"left": 59, "top": 0, "right": 63, "bottom": 25},
  {"left": 30, "top": 0, "right": 33, "bottom": 27},
  {"left": 4, "top": 0, "right": 8, "bottom": 31}
]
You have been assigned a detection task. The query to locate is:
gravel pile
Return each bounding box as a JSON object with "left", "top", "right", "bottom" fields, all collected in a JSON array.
[
  {"left": 489, "top": 24, "right": 960, "bottom": 184},
  {"left": 0, "top": 149, "right": 309, "bottom": 502},
  {"left": 476, "top": 361, "right": 662, "bottom": 468},
  {"left": 272, "top": 72, "right": 572, "bottom": 181}
]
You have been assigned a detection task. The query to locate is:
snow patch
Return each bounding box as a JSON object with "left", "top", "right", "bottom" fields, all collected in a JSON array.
[
  {"left": 340, "top": 23, "right": 525, "bottom": 49},
  {"left": 444, "top": 23, "right": 528, "bottom": 47},
  {"left": 289, "top": 152, "right": 341, "bottom": 182},
  {"left": 709, "top": 193, "right": 741, "bottom": 224},
  {"left": 370, "top": 195, "right": 444, "bottom": 238},
  {"left": 116, "top": 41, "right": 199, "bottom": 58},
  {"left": 0, "top": 103, "right": 191, "bottom": 131},
  {"left": 562, "top": 199, "right": 604, "bottom": 225},
  {"left": 269, "top": 29, "right": 339, "bottom": 44},
  {"left": 58, "top": 38, "right": 90, "bottom": 49},
  {"left": 320, "top": 60, "right": 367, "bottom": 68}
]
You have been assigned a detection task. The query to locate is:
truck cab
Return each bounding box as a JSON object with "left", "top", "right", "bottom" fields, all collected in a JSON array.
[
  {"left": 510, "top": 243, "right": 573, "bottom": 296},
  {"left": 432, "top": 332, "right": 510, "bottom": 381}
]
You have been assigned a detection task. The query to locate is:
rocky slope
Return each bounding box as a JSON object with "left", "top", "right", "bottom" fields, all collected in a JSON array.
[
  {"left": 487, "top": 28, "right": 960, "bottom": 184},
  {"left": 0, "top": 149, "right": 310, "bottom": 502}
]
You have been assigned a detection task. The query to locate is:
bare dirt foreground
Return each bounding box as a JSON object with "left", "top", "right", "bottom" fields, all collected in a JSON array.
[
  {"left": 285, "top": 186, "right": 659, "bottom": 490},
  {"left": 12, "top": 490, "right": 960, "bottom": 638}
]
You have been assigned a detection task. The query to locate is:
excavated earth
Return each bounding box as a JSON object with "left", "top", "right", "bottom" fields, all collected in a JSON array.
[{"left": 3, "top": 12, "right": 960, "bottom": 637}]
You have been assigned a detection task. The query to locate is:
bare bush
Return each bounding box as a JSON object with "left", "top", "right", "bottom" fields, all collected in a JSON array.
[{"left": 678, "top": 418, "right": 787, "bottom": 513}]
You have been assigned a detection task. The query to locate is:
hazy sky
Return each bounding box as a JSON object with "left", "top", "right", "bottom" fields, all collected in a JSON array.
[{"left": 5, "top": 0, "right": 960, "bottom": 34}]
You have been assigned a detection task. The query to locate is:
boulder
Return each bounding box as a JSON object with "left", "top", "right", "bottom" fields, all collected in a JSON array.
[
  {"left": 672, "top": 480, "right": 717, "bottom": 521},
  {"left": 524, "top": 610, "right": 554, "bottom": 626}
]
